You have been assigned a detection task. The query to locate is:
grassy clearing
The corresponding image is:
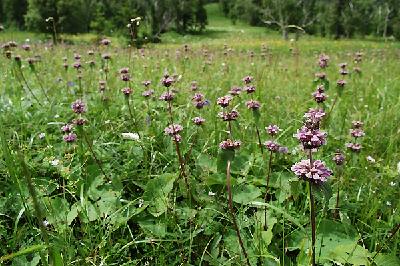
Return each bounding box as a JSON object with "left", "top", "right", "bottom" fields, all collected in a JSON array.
[{"left": 0, "top": 3, "right": 399, "bottom": 266}]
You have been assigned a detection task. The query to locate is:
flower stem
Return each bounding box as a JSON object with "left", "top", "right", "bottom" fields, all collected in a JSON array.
[
  {"left": 16, "top": 68, "right": 43, "bottom": 106},
  {"left": 18, "top": 153, "right": 52, "bottom": 265},
  {"left": 33, "top": 70, "right": 51, "bottom": 102},
  {"left": 228, "top": 120, "right": 233, "bottom": 139},
  {"left": 264, "top": 150, "right": 273, "bottom": 230},
  {"left": 334, "top": 170, "right": 341, "bottom": 220},
  {"left": 226, "top": 160, "right": 251, "bottom": 266},
  {"left": 167, "top": 101, "right": 189, "bottom": 193},
  {"left": 126, "top": 98, "right": 141, "bottom": 138},
  {"left": 308, "top": 149, "right": 316, "bottom": 266},
  {"left": 255, "top": 125, "right": 264, "bottom": 154},
  {"left": 81, "top": 129, "right": 109, "bottom": 181}
]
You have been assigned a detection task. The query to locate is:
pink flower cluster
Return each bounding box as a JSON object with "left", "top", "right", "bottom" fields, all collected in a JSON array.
[{"left": 291, "top": 159, "right": 332, "bottom": 184}]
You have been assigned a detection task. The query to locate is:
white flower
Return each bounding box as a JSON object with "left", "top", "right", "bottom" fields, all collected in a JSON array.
[
  {"left": 38, "top": 133, "right": 46, "bottom": 139},
  {"left": 208, "top": 191, "right": 216, "bottom": 196},
  {"left": 138, "top": 199, "right": 144, "bottom": 208},
  {"left": 366, "top": 156, "right": 376, "bottom": 163},
  {"left": 51, "top": 159, "right": 60, "bottom": 166},
  {"left": 121, "top": 132, "right": 140, "bottom": 141},
  {"left": 386, "top": 201, "right": 392, "bottom": 206},
  {"left": 390, "top": 181, "right": 396, "bottom": 187}
]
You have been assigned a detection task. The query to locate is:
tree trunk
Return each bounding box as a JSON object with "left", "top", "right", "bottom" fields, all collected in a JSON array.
[{"left": 282, "top": 27, "right": 288, "bottom": 40}]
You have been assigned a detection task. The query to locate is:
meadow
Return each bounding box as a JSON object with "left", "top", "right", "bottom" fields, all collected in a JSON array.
[{"left": 1, "top": 4, "right": 400, "bottom": 266}]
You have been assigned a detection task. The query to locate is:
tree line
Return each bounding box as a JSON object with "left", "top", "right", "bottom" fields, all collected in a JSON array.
[
  {"left": 220, "top": 0, "right": 400, "bottom": 39},
  {"left": 1, "top": 0, "right": 400, "bottom": 40},
  {"left": 0, "top": 0, "right": 208, "bottom": 41}
]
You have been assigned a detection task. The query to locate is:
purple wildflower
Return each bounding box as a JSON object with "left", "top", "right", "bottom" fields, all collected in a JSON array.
[
  {"left": 61, "top": 124, "right": 73, "bottom": 133},
  {"left": 337, "top": 79, "right": 346, "bottom": 87},
  {"left": 192, "top": 93, "right": 204, "bottom": 102},
  {"left": 264, "top": 140, "right": 280, "bottom": 152},
  {"left": 192, "top": 117, "right": 205, "bottom": 125},
  {"left": 318, "top": 54, "right": 330, "bottom": 68},
  {"left": 346, "top": 143, "right": 362, "bottom": 152},
  {"left": 100, "top": 38, "right": 111, "bottom": 46},
  {"left": 218, "top": 110, "right": 239, "bottom": 121},
  {"left": 159, "top": 92, "right": 175, "bottom": 101},
  {"left": 191, "top": 81, "right": 198, "bottom": 91},
  {"left": 351, "top": 121, "right": 364, "bottom": 129},
  {"left": 120, "top": 74, "right": 131, "bottom": 82},
  {"left": 278, "top": 146, "right": 289, "bottom": 154},
  {"left": 73, "top": 118, "right": 87, "bottom": 126},
  {"left": 246, "top": 99, "right": 261, "bottom": 110},
  {"left": 312, "top": 85, "right": 327, "bottom": 103},
  {"left": 63, "top": 133, "right": 77, "bottom": 143},
  {"left": 332, "top": 151, "right": 345, "bottom": 165},
  {"left": 229, "top": 86, "right": 242, "bottom": 96},
  {"left": 172, "top": 134, "right": 182, "bottom": 143},
  {"left": 161, "top": 76, "right": 174, "bottom": 87},
  {"left": 315, "top": 72, "right": 327, "bottom": 80},
  {"left": 119, "top": 67, "right": 129, "bottom": 74},
  {"left": 73, "top": 61, "right": 82, "bottom": 69},
  {"left": 22, "top": 44, "right": 30, "bottom": 51},
  {"left": 291, "top": 159, "right": 332, "bottom": 184},
  {"left": 71, "top": 99, "right": 86, "bottom": 114},
  {"left": 217, "top": 95, "right": 233, "bottom": 108},
  {"left": 266, "top": 125, "right": 281, "bottom": 136},
  {"left": 350, "top": 129, "right": 365, "bottom": 138},
  {"left": 244, "top": 85, "right": 256, "bottom": 94},
  {"left": 304, "top": 108, "right": 326, "bottom": 128},
  {"left": 121, "top": 87, "right": 133, "bottom": 96},
  {"left": 142, "top": 80, "right": 151, "bottom": 87},
  {"left": 219, "top": 139, "right": 241, "bottom": 150},
  {"left": 194, "top": 101, "right": 206, "bottom": 109},
  {"left": 295, "top": 126, "right": 327, "bottom": 149},
  {"left": 164, "top": 124, "right": 183, "bottom": 136},
  {"left": 102, "top": 53, "right": 111, "bottom": 60},
  {"left": 242, "top": 76, "right": 253, "bottom": 84},
  {"left": 142, "top": 89, "right": 154, "bottom": 97}
]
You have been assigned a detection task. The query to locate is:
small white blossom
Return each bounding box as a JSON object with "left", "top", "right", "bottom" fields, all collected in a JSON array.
[
  {"left": 138, "top": 199, "right": 144, "bottom": 208},
  {"left": 51, "top": 159, "right": 60, "bottom": 166},
  {"left": 122, "top": 132, "right": 140, "bottom": 141},
  {"left": 390, "top": 181, "right": 396, "bottom": 187},
  {"left": 366, "top": 156, "right": 375, "bottom": 163},
  {"left": 208, "top": 191, "right": 216, "bottom": 196}
]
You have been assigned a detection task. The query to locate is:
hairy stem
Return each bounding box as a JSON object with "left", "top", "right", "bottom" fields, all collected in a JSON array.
[
  {"left": 81, "top": 128, "right": 109, "bottom": 181},
  {"left": 226, "top": 160, "right": 251, "bottom": 266},
  {"left": 308, "top": 149, "right": 316, "bottom": 266},
  {"left": 264, "top": 150, "right": 273, "bottom": 230},
  {"left": 255, "top": 125, "right": 264, "bottom": 154}
]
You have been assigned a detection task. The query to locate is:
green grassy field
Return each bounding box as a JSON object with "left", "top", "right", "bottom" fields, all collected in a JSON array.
[{"left": 0, "top": 3, "right": 399, "bottom": 266}]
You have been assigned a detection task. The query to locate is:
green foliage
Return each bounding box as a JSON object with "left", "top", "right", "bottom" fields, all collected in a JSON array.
[
  {"left": 4, "top": 0, "right": 208, "bottom": 39},
  {"left": 0, "top": 19, "right": 399, "bottom": 265},
  {"left": 220, "top": 0, "right": 400, "bottom": 39}
]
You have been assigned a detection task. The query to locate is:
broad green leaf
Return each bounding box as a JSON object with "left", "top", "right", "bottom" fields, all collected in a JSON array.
[
  {"left": 374, "top": 253, "right": 400, "bottom": 266},
  {"left": 143, "top": 173, "right": 177, "bottom": 217},
  {"left": 233, "top": 184, "right": 262, "bottom": 204},
  {"left": 196, "top": 153, "right": 217, "bottom": 173},
  {"left": 138, "top": 220, "right": 167, "bottom": 237}
]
